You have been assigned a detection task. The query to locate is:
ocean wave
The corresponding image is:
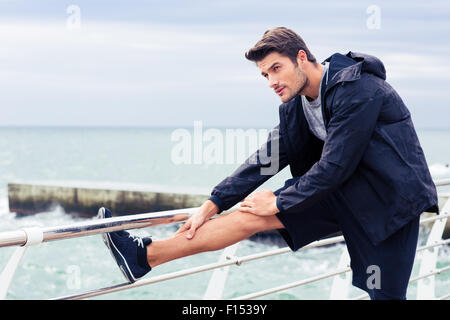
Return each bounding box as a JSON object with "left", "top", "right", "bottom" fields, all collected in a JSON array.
[{"left": 0, "top": 197, "right": 9, "bottom": 216}]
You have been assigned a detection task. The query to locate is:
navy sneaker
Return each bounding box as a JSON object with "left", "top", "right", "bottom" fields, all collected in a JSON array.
[{"left": 97, "top": 207, "right": 152, "bottom": 283}]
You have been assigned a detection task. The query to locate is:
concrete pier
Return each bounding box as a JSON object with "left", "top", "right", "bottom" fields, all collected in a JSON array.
[{"left": 8, "top": 183, "right": 210, "bottom": 217}]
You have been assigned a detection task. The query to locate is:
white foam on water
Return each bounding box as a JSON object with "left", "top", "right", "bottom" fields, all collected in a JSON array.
[{"left": 0, "top": 195, "right": 8, "bottom": 214}]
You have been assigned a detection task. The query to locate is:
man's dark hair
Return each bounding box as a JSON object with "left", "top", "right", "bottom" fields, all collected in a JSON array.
[{"left": 245, "top": 27, "right": 316, "bottom": 65}]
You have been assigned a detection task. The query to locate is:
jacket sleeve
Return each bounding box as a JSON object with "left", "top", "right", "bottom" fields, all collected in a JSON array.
[
  {"left": 276, "top": 86, "right": 383, "bottom": 213},
  {"left": 209, "top": 125, "right": 289, "bottom": 213}
]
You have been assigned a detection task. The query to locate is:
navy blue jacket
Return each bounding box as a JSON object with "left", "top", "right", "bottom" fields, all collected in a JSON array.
[{"left": 209, "top": 51, "right": 439, "bottom": 245}]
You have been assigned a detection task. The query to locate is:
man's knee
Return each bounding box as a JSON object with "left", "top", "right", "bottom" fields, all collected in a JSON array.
[{"left": 229, "top": 209, "right": 283, "bottom": 234}]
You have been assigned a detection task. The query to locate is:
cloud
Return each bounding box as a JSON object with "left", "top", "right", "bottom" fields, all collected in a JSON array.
[
  {"left": 0, "top": 1, "right": 449, "bottom": 128},
  {"left": 383, "top": 53, "right": 450, "bottom": 80}
]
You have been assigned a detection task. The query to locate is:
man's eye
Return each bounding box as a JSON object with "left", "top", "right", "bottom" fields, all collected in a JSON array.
[{"left": 274, "top": 66, "right": 280, "bottom": 71}]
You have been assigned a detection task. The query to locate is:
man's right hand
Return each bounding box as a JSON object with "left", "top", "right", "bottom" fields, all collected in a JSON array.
[{"left": 174, "top": 200, "right": 219, "bottom": 239}]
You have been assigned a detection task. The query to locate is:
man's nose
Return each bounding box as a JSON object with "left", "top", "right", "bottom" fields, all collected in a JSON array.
[{"left": 268, "top": 76, "right": 279, "bottom": 89}]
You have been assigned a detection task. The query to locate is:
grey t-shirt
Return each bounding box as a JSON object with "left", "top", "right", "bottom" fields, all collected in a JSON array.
[{"left": 301, "top": 63, "right": 329, "bottom": 141}]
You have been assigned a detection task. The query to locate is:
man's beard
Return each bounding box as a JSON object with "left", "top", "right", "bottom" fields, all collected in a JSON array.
[
  {"left": 280, "top": 66, "right": 310, "bottom": 103},
  {"left": 294, "top": 67, "right": 309, "bottom": 97}
]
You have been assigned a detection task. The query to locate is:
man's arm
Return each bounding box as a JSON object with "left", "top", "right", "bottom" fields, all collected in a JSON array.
[
  {"left": 174, "top": 199, "right": 220, "bottom": 239},
  {"left": 176, "top": 125, "right": 289, "bottom": 239},
  {"left": 276, "top": 86, "right": 383, "bottom": 213}
]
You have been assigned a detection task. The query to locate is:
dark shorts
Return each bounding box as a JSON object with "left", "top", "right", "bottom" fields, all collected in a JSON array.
[{"left": 274, "top": 187, "right": 420, "bottom": 300}]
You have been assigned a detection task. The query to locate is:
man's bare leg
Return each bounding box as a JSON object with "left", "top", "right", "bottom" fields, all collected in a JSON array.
[{"left": 147, "top": 210, "right": 284, "bottom": 268}]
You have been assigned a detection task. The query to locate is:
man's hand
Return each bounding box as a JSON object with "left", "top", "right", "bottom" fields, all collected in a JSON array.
[
  {"left": 239, "top": 189, "right": 280, "bottom": 216},
  {"left": 174, "top": 200, "right": 219, "bottom": 239}
]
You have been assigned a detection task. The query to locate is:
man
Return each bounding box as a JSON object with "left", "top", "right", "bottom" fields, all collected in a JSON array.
[{"left": 99, "top": 27, "right": 439, "bottom": 300}]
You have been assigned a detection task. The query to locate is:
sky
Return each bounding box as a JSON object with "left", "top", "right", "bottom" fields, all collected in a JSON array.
[{"left": 0, "top": 0, "right": 449, "bottom": 129}]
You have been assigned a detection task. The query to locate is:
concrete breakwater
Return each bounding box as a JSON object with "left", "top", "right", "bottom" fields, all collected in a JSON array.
[{"left": 7, "top": 183, "right": 210, "bottom": 217}]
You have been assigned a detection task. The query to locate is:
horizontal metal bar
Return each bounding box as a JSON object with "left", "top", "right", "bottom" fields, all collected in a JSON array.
[
  {"left": 237, "top": 257, "right": 450, "bottom": 301},
  {"left": 53, "top": 250, "right": 292, "bottom": 300},
  {"left": 416, "top": 238, "right": 450, "bottom": 253},
  {"left": 219, "top": 238, "right": 449, "bottom": 301},
  {"left": 419, "top": 212, "right": 450, "bottom": 224},
  {"left": 438, "top": 293, "right": 450, "bottom": 300},
  {"left": 228, "top": 235, "right": 344, "bottom": 265},
  {"left": 1, "top": 211, "right": 446, "bottom": 250},
  {"left": 0, "top": 205, "right": 245, "bottom": 248},
  {"left": 52, "top": 235, "right": 345, "bottom": 300},
  {"left": 50, "top": 235, "right": 449, "bottom": 300},
  {"left": 409, "top": 265, "right": 450, "bottom": 283},
  {"left": 0, "top": 230, "right": 27, "bottom": 248},
  {"left": 232, "top": 267, "right": 352, "bottom": 300},
  {"left": 351, "top": 293, "right": 369, "bottom": 300},
  {"left": 0, "top": 207, "right": 199, "bottom": 248},
  {"left": 435, "top": 178, "right": 450, "bottom": 187},
  {"left": 2, "top": 208, "right": 447, "bottom": 250},
  {"left": 52, "top": 257, "right": 241, "bottom": 300}
]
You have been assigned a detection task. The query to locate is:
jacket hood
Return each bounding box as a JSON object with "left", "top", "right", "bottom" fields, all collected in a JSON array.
[{"left": 323, "top": 51, "right": 386, "bottom": 89}]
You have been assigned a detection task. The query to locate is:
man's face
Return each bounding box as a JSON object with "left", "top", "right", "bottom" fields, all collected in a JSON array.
[{"left": 257, "top": 51, "right": 308, "bottom": 103}]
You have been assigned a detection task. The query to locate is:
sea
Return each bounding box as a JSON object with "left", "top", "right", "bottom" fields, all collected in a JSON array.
[{"left": 0, "top": 126, "right": 449, "bottom": 300}]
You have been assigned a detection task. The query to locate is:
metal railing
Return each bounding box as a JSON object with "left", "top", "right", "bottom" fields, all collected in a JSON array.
[
  {"left": 1, "top": 180, "right": 449, "bottom": 300},
  {"left": 0, "top": 207, "right": 199, "bottom": 248}
]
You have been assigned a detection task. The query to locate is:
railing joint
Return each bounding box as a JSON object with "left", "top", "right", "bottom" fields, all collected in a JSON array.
[{"left": 227, "top": 255, "right": 242, "bottom": 266}]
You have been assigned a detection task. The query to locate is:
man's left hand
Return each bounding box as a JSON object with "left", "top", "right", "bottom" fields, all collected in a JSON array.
[{"left": 239, "top": 189, "right": 280, "bottom": 216}]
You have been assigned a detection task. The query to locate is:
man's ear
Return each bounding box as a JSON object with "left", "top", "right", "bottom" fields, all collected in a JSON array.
[{"left": 296, "top": 50, "right": 307, "bottom": 66}]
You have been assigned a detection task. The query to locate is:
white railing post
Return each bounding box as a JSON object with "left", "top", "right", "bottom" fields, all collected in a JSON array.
[
  {"left": 417, "top": 197, "right": 449, "bottom": 299},
  {"left": 329, "top": 245, "right": 351, "bottom": 299},
  {"left": 0, "top": 226, "right": 44, "bottom": 299},
  {"left": 0, "top": 246, "right": 27, "bottom": 299},
  {"left": 203, "top": 243, "right": 240, "bottom": 300}
]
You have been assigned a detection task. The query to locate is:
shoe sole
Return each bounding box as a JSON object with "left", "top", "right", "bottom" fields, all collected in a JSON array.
[
  {"left": 97, "top": 208, "right": 111, "bottom": 251},
  {"left": 97, "top": 207, "right": 138, "bottom": 283}
]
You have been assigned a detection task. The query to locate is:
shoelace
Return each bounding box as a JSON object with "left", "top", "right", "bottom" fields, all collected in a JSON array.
[{"left": 129, "top": 235, "right": 144, "bottom": 248}]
